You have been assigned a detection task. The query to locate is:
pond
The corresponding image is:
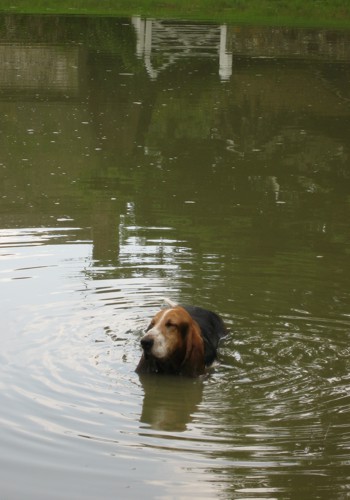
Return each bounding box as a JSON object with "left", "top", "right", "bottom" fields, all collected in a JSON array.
[{"left": 1, "top": 14, "right": 350, "bottom": 500}]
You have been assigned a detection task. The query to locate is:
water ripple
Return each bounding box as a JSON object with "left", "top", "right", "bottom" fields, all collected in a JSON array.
[{"left": 1, "top": 227, "right": 350, "bottom": 499}]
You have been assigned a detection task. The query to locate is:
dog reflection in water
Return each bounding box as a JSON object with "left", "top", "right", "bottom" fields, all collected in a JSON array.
[
  {"left": 138, "top": 374, "right": 204, "bottom": 432},
  {"left": 136, "top": 299, "right": 227, "bottom": 378}
]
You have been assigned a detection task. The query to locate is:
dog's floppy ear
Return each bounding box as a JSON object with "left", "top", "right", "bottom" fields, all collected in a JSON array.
[{"left": 181, "top": 320, "right": 205, "bottom": 377}]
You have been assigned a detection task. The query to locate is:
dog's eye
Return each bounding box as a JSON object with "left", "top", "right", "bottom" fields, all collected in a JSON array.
[{"left": 165, "top": 320, "right": 175, "bottom": 328}]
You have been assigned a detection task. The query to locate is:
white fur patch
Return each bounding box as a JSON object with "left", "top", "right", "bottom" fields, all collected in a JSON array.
[
  {"left": 146, "top": 309, "right": 171, "bottom": 359},
  {"left": 163, "top": 297, "right": 178, "bottom": 308}
]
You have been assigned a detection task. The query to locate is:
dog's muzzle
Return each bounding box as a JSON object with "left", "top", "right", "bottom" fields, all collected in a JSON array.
[{"left": 141, "top": 335, "right": 154, "bottom": 353}]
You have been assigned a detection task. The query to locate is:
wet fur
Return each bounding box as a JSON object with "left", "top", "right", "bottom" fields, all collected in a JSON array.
[{"left": 136, "top": 301, "right": 227, "bottom": 377}]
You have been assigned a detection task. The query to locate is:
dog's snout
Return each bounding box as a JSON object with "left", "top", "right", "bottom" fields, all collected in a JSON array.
[{"left": 141, "top": 336, "right": 154, "bottom": 352}]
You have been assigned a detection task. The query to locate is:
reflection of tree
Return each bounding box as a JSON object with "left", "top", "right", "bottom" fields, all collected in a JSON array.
[{"left": 1, "top": 14, "right": 349, "bottom": 272}]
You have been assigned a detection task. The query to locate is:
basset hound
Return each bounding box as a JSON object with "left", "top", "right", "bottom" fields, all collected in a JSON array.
[{"left": 136, "top": 300, "right": 227, "bottom": 377}]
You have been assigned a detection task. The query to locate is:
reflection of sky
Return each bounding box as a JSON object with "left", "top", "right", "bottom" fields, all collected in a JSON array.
[
  {"left": 0, "top": 228, "right": 91, "bottom": 318},
  {"left": 118, "top": 203, "right": 191, "bottom": 277},
  {"left": 120, "top": 235, "right": 184, "bottom": 269},
  {"left": 0, "top": 224, "right": 185, "bottom": 339},
  {"left": 0, "top": 229, "right": 226, "bottom": 500}
]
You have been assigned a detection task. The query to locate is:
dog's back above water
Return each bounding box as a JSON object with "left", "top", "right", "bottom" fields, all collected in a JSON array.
[{"left": 136, "top": 300, "right": 227, "bottom": 377}]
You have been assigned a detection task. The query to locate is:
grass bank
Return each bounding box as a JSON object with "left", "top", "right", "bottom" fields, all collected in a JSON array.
[{"left": 1, "top": 0, "right": 350, "bottom": 28}]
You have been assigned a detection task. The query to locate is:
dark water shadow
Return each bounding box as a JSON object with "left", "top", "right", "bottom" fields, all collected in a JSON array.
[{"left": 138, "top": 373, "right": 204, "bottom": 432}]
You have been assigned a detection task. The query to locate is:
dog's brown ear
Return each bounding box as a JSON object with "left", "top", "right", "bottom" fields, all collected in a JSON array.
[{"left": 181, "top": 320, "right": 205, "bottom": 377}]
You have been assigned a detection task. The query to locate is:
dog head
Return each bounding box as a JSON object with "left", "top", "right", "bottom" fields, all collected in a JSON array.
[{"left": 137, "top": 306, "right": 205, "bottom": 376}]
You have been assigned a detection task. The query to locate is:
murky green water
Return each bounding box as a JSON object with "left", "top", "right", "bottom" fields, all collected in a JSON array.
[{"left": 1, "top": 14, "right": 350, "bottom": 499}]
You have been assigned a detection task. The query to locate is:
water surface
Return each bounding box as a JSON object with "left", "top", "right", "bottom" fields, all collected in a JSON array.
[{"left": 1, "top": 15, "right": 350, "bottom": 499}]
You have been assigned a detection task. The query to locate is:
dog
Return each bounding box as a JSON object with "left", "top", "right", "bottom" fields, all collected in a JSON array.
[{"left": 136, "top": 299, "right": 227, "bottom": 377}]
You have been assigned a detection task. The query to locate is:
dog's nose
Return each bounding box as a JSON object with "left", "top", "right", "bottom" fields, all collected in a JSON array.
[{"left": 141, "top": 336, "right": 154, "bottom": 352}]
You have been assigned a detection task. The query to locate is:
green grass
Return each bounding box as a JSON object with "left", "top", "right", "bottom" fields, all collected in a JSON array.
[{"left": 1, "top": 0, "right": 350, "bottom": 28}]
